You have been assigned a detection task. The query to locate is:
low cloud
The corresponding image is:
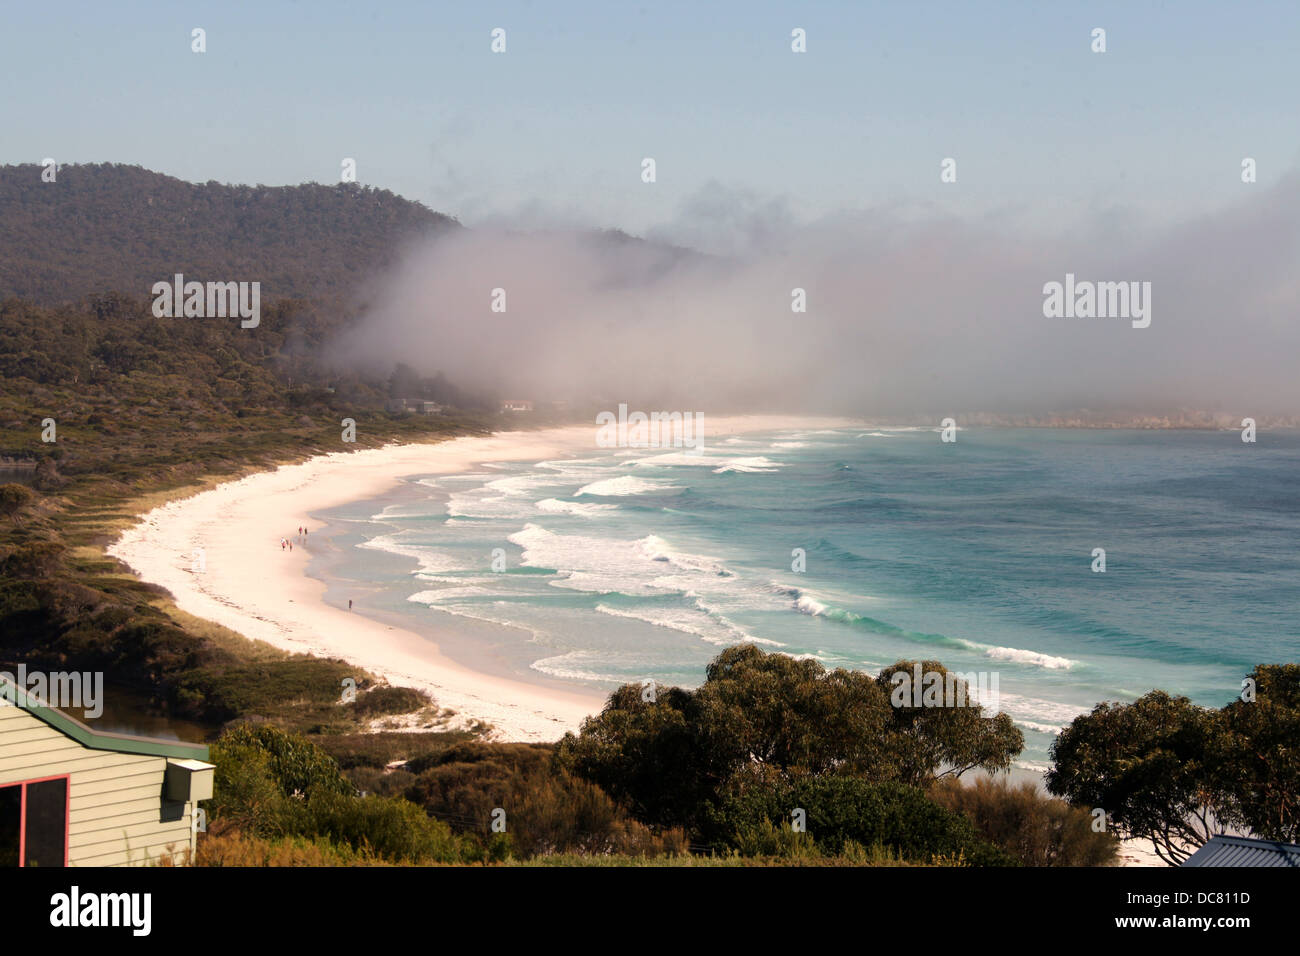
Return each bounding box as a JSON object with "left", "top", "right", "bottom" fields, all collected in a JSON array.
[{"left": 332, "top": 171, "right": 1300, "bottom": 417}]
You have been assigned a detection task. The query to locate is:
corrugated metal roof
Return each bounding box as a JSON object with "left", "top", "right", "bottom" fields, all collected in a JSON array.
[{"left": 1182, "top": 835, "right": 1300, "bottom": 867}]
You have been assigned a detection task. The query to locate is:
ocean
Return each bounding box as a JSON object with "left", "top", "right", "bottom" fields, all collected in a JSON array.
[{"left": 310, "top": 425, "right": 1300, "bottom": 771}]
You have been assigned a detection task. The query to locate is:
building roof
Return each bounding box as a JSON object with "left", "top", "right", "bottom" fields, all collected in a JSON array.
[
  {"left": 1, "top": 676, "right": 209, "bottom": 761},
  {"left": 1181, "top": 835, "right": 1300, "bottom": 867}
]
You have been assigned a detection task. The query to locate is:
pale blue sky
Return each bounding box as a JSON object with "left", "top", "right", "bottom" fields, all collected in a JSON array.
[{"left": 3, "top": 0, "right": 1296, "bottom": 242}]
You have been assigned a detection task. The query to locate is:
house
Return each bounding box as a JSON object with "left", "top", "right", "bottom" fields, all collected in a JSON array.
[
  {"left": 0, "top": 677, "right": 213, "bottom": 867},
  {"left": 500, "top": 400, "right": 534, "bottom": 412},
  {"left": 386, "top": 398, "right": 444, "bottom": 415},
  {"left": 1181, "top": 834, "right": 1300, "bottom": 867}
]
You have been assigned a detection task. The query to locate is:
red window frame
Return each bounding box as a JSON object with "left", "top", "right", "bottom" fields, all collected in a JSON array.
[{"left": 1, "top": 773, "right": 71, "bottom": 867}]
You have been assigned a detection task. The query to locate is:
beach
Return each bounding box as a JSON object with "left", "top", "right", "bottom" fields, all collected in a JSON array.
[
  {"left": 104, "top": 418, "right": 1220, "bottom": 865},
  {"left": 107, "top": 415, "right": 852, "bottom": 741}
]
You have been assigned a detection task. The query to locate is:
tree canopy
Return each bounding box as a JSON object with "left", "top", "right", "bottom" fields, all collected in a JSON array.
[
  {"left": 0, "top": 163, "right": 458, "bottom": 304},
  {"left": 555, "top": 644, "right": 1024, "bottom": 836},
  {"left": 1047, "top": 665, "right": 1300, "bottom": 864}
]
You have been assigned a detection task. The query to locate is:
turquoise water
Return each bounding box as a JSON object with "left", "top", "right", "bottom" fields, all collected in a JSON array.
[{"left": 320, "top": 426, "right": 1300, "bottom": 770}]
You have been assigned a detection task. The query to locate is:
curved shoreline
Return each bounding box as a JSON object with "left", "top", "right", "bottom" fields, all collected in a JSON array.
[{"left": 107, "top": 416, "right": 853, "bottom": 741}]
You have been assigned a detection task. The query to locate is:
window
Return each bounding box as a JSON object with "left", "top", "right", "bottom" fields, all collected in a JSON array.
[
  {"left": 0, "top": 776, "right": 69, "bottom": 867},
  {"left": 0, "top": 785, "right": 18, "bottom": 866}
]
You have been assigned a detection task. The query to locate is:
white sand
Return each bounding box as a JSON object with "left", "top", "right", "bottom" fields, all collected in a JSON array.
[{"left": 108, "top": 416, "right": 854, "bottom": 741}]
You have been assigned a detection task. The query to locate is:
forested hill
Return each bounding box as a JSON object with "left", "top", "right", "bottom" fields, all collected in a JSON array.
[{"left": 0, "top": 163, "right": 459, "bottom": 304}]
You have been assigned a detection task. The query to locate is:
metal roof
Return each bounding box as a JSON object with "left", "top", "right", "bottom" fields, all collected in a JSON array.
[{"left": 1182, "top": 835, "right": 1300, "bottom": 867}]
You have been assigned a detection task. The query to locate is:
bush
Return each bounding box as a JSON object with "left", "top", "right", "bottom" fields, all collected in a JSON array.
[
  {"left": 505, "top": 770, "right": 687, "bottom": 857},
  {"left": 0, "top": 484, "right": 35, "bottom": 525},
  {"left": 347, "top": 684, "right": 431, "bottom": 718},
  {"left": 173, "top": 658, "right": 358, "bottom": 723},
  {"left": 196, "top": 823, "right": 393, "bottom": 867},
  {"left": 706, "top": 775, "right": 1018, "bottom": 866},
  {"left": 216, "top": 724, "right": 354, "bottom": 799},
  {"left": 207, "top": 740, "right": 292, "bottom": 837},
  {"left": 556, "top": 646, "right": 1024, "bottom": 833},
  {"left": 207, "top": 723, "right": 473, "bottom": 862},
  {"left": 731, "top": 819, "right": 821, "bottom": 860},
  {"left": 348, "top": 766, "right": 416, "bottom": 799},
  {"left": 405, "top": 741, "right": 686, "bottom": 857},
  {"left": 295, "top": 791, "right": 469, "bottom": 863},
  {"left": 315, "top": 730, "right": 476, "bottom": 771},
  {"left": 930, "top": 776, "right": 1120, "bottom": 866}
]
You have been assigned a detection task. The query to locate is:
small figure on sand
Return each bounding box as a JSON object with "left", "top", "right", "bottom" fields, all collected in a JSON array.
[
  {"left": 348, "top": 599, "right": 353, "bottom": 611},
  {"left": 280, "top": 539, "right": 286, "bottom": 550}
]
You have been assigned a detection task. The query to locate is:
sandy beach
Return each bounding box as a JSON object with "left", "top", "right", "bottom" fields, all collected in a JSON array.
[
  {"left": 107, "top": 415, "right": 853, "bottom": 741},
  {"left": 105, "top": 412, "right": 1171, "bottom": 864}
]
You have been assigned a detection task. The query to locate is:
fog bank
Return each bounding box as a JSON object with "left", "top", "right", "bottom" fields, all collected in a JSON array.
[{"left": 331, "top": 171, "right": 1300, "bottom": 418}]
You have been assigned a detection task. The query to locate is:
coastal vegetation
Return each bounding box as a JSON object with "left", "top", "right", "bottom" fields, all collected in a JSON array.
[
  {"left": 1, "top": 164, "right": 1291, "bottom": 867},
  {"left": 0, "top": 280, "right": 507, "bottom": 735},
  {"left": 1047, "top": 664, "right": 1300, "bottom": 864},
  {"left": 0, "top": 163, "right": 458, "bottom": 304},
  {"left": 188, "top": 651, "right": 1121, "bottom": 866},
  {"left": 192, "top": 651, "right": 1299, "bottom": 867}
]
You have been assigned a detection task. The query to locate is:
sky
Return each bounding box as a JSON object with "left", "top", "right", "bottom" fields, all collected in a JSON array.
[
  {"left": 3, "top": 0, "right": 1298, "bottom": 243},
  {"left": 4, "top": 1, "right": 1299, "bottom": 416}
]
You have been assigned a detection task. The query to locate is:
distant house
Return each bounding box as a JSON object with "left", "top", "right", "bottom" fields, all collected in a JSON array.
[
  {"left": 386, "top": 398, "right": 444, "bottom": 415},
  {"left": 1181, "top": 835, "right": 1300, "bottom": 867},
  {"left": 1, "top": 678, "right": 213, "bottom": 867},
  {"left": 500, "top": 400, "right": 534, "bottom": 412}
]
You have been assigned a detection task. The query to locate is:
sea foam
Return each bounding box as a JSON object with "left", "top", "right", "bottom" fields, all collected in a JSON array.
[{"left": 574, "top": 475, "right": 677, "bottom": 497}]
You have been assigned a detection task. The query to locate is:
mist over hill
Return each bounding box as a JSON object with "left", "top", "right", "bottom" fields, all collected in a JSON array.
[
  {"left": 335, "top": 167, "right": 1300, "bottom": 421},
  {"left": 4, "top": 162, "right": 1299, "bottom": 424}
]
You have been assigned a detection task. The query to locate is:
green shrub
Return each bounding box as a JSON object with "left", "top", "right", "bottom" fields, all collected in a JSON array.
[
  {"left": 216, "top": 724, "right": 354, "bottom": 799},
  {"left": 347, "top": 685, "right": 431, "bottom": 718},
  {"left": 208, "top": 723, "right": 471, "bottom": 862},
  {"left": 732, "top": 819, "right": 821, "bottom": 860},
  {"left": 706, "top": 775, "right": 1017, "bottom": 866},
  {"left": 315, "top": 730, "right": 476, "bottom": 771},
  {"left": 207, "top": 742, "right": 296, "bottom": 838},
  {"left": 556, "top": 646, "right": 1023, "bottom": 833},
  {"left": 297, "top": 791, "right": 469, "bottom": 863}
]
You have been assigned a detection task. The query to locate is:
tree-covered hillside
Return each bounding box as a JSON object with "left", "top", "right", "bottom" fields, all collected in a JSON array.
[
  {"left": 0, "top": 163, "right": 459, "bottom": 304},
  {"left": 0, "top": 165, "right": 499, "bottom": 750}
]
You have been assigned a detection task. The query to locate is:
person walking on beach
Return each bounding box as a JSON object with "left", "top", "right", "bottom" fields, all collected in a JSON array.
[{"left": 348, "top": 599, "right": 353, "bottom": 611}]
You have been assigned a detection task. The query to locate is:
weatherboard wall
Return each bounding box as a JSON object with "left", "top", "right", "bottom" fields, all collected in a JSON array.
[{"left": 0, "top": 704, "right": 197, "bottom": 866}]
